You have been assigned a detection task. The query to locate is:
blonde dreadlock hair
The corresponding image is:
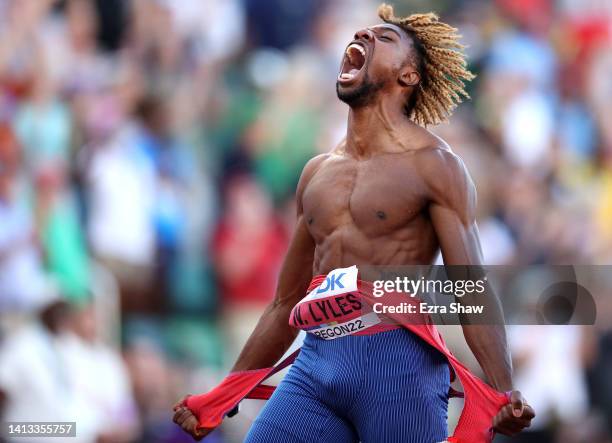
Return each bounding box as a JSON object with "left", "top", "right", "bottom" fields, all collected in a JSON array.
[{"left": 377, "top": 3, "right": 475, "bottom": 126}]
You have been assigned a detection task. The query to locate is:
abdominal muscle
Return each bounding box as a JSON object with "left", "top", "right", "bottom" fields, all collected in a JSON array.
[{"left": 311, "top": 223, "right": 439, "bottom": 275}]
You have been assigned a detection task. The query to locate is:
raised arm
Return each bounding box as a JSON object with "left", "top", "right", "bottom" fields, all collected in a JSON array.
[{"left": 420, "top": 148, "right": 534, "bottom": 436}]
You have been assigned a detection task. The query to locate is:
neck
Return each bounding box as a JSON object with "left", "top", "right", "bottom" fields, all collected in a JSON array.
[{"left": 344, "top": 93, "right": 413, "bottom": 157}]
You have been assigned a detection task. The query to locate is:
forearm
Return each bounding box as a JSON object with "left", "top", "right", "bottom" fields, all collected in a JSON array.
[
  {"left": 458, "top": 274, "right": 514, "bottom": 392},
  {"left": 462, "top": 323, "right": 513, "bottom": 392},
  {"left": 230, "top": 301, "right": 299, "bottom": 372}
]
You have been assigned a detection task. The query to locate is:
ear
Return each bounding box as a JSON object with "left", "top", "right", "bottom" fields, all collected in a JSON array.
[{"left": 398, "top": 66, "right": 420, "bottom": 87}]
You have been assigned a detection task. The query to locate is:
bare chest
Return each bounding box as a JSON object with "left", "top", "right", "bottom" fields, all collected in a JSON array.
[{"left": 302, "top": 155, "right": 428, "bottom": 240}]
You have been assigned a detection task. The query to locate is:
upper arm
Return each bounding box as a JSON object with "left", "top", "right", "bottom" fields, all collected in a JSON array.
[{"left": 418, "top": 148, "right": 483, "bottom": 265}]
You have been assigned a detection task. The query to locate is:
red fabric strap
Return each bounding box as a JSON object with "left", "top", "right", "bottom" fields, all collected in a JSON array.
[
  {"left": 185, "top": 350, "right": 299, "bottom": 429},
  {"left": 184, "top": 275, "right": 509, "bottom": 442}
]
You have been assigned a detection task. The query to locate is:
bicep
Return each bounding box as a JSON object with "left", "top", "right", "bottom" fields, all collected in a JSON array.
[
  {"left": 423, "top": 150, "right": 483, "bottom": 265},
  {"left": 430, "top": 202, "right": 483, "bottom": 265}
]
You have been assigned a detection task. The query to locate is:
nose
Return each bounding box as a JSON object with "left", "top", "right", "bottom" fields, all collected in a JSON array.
[{"left": 354, "top": 28, "right": 374, "bottom": 42}]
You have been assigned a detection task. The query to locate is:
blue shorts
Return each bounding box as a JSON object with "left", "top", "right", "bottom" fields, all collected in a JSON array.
[{"left": 245, "top": 328, "right": 450, "bottom": 443}]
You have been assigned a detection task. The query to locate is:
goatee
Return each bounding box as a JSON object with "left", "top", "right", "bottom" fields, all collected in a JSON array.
[{"left": 336, "top": 75, "right": 383, "bottom": 108}]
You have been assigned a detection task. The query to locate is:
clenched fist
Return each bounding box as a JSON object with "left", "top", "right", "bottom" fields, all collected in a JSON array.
[
  {"left": 493, "top": 391, "right": 536, "bottom": 436},
  {"left": 172, "top": 396, "right": 214, "bottom": 441}
]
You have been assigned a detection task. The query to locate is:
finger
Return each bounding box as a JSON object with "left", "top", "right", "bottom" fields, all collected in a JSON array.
[
  {"left": 173, "top": 408, "right": 187, "bottom": 424},
  {"left": 512, "top": 418, "right": 533, "bottom": 429},
  {"left": 509, "top": 391, "right": 525, "bottom": 418},
  {"left": 493, "top": 408, "right": 513, "bottom": 434},
  {"left": 193, "top": 427, "right": 209, "bottom": 442},
  {"left": 180, "top": 417, "right": 196, "bottom": 432},
  {"left": 185, "top": 416, "right": 200, "bottom": 434},
  {"left": 173, "top": 395, "right": 190, "bottom": 411},
  {"left": 176, "top": 408, "right": 193, "bottom": 425},
  {"left": 500, "top": 404, "right": 514, "bottom": 420},
  {"left": 494, "top": 406, "right": 521, "bottom": 435},
  {"left": 522, "top": 404, "right": 536, "bottom": 420},
  {"left": 505, "top": 419, "right": 525, "bottom": 434},
  {"left": 503, "top": 408, "right": 533, "bottom": 428},
  {"left": 493, "top": 406, "right": 508, "bottom": 427},
  {"left": 494, "top": 408, "right": 532, "bottom": 435},
  {"left": 180, "top": 419, "right": 190, "bottom": 431}
]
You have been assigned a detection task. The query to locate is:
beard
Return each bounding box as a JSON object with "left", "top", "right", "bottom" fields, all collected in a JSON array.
[{"left": 336, "top": 71, "right": 383, "bottom": 108}]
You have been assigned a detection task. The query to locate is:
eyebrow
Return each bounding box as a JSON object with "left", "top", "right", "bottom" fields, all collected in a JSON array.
[{"left": 370, "top": 26, "right": 403, "bottom": 39}]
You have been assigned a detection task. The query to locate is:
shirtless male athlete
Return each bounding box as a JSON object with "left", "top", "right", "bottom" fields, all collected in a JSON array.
[{"left": 173, "top": 4, "right": 535, "bottom": 442}]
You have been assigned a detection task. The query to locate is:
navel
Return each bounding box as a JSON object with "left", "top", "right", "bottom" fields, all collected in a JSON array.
[{"left": 376, "top": 211, "right": 386, "bottom": 220}]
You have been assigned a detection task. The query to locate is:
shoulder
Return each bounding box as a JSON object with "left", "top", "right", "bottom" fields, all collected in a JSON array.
[
  {"left": 300, "top": 153, "right": 331, "bottom": 181},
  {"left": 414, "top": 144, "right": 469, "bottom": 182},
  {"left": 412, "top": 141, "right": 476, "bottom": 210},
  {"left": 297, "top": 154, "right": 330, "bottom": 192},
  {"left": 295, "top": 153, "right": 331, "bottom": 213}
]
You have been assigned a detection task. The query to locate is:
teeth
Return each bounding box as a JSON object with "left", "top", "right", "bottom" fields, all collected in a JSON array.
[
  {"left": 339, "top": 69, "right": 359, "bottom": 81},
  {"left": 346, "top": 43, "right": 365, "bottom": 57},
  {"left": 340, "top": 43, "right": 366, "bottom": 80}
]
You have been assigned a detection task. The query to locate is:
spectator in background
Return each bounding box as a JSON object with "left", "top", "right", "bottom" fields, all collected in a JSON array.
[
  {"left": 244, "top": 0, "right": 323, "bottom": 50},
  {"left": 485, "top": 0, "right": 558, "bottom": 174},
  {"left": 585, "top": 293, "right": 612, "bottom": 443},
  {"left": 85, "top": 82, "right": 157, "bottom": 313},
  {"left": 34, "top": 162, "right": 91, "bottom": 305},
  {"left": 63, "top": 300, "right": 140, "bottom": 443},
  {"left": 50, "top": 0, "right": 116, "bottom": 96},
  {"left": 123, "top": 337, "right": 225, "bottom": 443},
  {"left": 587, "top": 329, "right": 612, "bottom": 442},
  {"left": 0, "top": 123, "right": 51, "bottom": 311},
  {"left": 213, "top": 174, "right": 288, "bottom": 362},
  {"left": 498, "top": 325, "right": 590, "bottom": 443},
  {"left": 0, "top": 0, "right": 53, "bottom": 105},
  {"left": 0, "top": 297, "right": 79, "bottom": 442},
  {"left": 12, "top": 59, "right": 71, "bottom": 172},
  {"left": 135, "top": 95, "right": 190, "bottom": 310},
  {"left": 0, "top": 294, "right": 141, "bottom": 443}
]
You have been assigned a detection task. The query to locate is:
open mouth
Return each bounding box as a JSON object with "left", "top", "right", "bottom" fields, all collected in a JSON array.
[{"left": 338, "top": 43, "right": 366, "bottom": 83}]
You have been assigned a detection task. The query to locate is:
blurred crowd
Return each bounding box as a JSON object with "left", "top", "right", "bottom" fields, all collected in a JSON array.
[{"left": 0, "top": 0, "right": 611, "bottom": 442}]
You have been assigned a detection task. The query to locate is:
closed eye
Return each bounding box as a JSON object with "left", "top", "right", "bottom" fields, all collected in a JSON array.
[{"left": 379, "top": 35, "right": 393, "bottom": 42}]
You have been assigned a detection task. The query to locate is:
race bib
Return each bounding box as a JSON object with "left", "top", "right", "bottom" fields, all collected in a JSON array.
[{"left": 290, "top": 266, "right": 382, "bottom": 339}]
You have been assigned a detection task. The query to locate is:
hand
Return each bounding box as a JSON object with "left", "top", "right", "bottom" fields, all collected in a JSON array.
[
  {"left": 493, "top": 390, "right": 535, "bottom": 436},
  {"left": 172, "top": 396, "right": 214, "bottom": 441}
]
